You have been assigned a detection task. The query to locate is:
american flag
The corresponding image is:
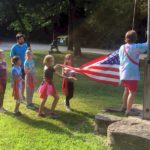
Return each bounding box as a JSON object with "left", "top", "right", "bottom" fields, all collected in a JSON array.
[{"left": 60, "top": 50, "right": 120, "bottom": 85}]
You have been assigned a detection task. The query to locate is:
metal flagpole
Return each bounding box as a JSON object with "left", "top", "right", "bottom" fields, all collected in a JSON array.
[
  {"left": 132, "top": 0, "right": 137, "bottom": 30},
  {"left": 143, "top": 0, "right": 150, "bottom": 120},
  {"left": 148, "top": 0, "right": 150, "bottom": 59}
]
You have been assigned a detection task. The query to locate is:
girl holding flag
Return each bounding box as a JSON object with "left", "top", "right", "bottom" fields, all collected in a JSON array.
[
  {"left": 62, "top": 54, "right": 76, "bottom": 112},
  {"left": 38, "top": 55, "right": 76, "bottom": 117}
]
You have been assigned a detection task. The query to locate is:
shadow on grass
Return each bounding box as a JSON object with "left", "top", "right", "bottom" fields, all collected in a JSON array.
[
  {"left": 5, "top": 105, "right": 95, "bottom": 134},
  {"left": 37, "top": 105, "right": 95, "bottom": 134},
  {"left": 50, "top": 110, "right": 95, "bottom": 134},
  {"left": 5, "top": 111, "right": 72, "bottom": 135},
  {"left": 71, "top": 109, "right": 94, "bottom": 119}
]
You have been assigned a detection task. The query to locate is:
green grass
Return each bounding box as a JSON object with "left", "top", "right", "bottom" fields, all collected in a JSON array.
[{"left": 0, "top": 50, "right": 144, "bottom": 150}]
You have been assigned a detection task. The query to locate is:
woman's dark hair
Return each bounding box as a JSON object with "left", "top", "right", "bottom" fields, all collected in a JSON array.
[
  {"left": 16, "top": 33, "right": 24, "bottom": 40},
  {"left": 12, "top": 56, "right": 20, "bottom": 65}
]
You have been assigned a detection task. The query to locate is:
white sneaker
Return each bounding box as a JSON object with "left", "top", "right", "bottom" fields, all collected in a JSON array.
[
  {"left": 65, "top": 106, "right": 72, "bottom": 112},
  {"left": 0, "top": 107, "right": 7, "bottom": 113},
  {"left": 64, "top": 100, "right": 66, "bottom": 106}
]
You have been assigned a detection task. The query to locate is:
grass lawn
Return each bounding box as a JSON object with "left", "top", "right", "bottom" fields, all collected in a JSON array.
[{"left": 0, "top": 50, "right": 145, "bottom": 150}]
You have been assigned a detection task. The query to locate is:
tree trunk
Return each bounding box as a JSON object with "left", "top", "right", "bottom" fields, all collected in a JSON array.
[
  {"left": 68, "top": 0, "right": 74, "bottom": 51},
  {"left": 73, "top": 31, "right": 82, "bottom": 56},
  {"left": 68, "top": 0, "right": 82, "bottom": 56}
]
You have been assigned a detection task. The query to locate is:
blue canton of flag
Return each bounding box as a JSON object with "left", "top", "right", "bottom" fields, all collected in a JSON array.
[{"left": 101, "top": 50, "right": 120, "bottom": 65}]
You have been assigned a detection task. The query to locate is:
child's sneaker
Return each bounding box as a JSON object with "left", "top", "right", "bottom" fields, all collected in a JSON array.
[
  {"left": 0, "top": 107, "right": 7, "bottom": 113},
  {"left": 13, "top": 111, "right": 22, "bottom": 116},
  {"left": 49, "top": 111, "right": 60, "bottom": 118},
  {"left": 26, "top": 103, "right": 36, "bottom": 110},
  {"left": 64, "top": 100, "right": 67, "bottom": 106},
  {"left": 65, "top": 106, "right": 72, "bottom": 112}
]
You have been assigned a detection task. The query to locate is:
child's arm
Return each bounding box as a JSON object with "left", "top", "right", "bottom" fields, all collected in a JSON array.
[
  {"left": 55, "top": 70, "right": 77, "bottom": 80},
  {"left": 12, "top": 69, "right": 23, "bottom": 82},
  {"left": 13, "top": 74, "right": 23, "bottom": 82},
  {"left": 54, "top": 64, "right": 65, "bottom": 76},
  {"left": 24, "top": 65, "right": 32, "bottom": 74},
  {"left": 53, "top": 64, "right": 61, "bottom": 70},
  {"left": 136, "top": 42, "right": 148, "bottom": 53},
  {"left": 24, "top": 67, "right": 32, "bottom": 74}
]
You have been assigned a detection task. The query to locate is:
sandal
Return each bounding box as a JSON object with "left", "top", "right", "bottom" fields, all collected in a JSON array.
[{"left": 38, "top": 113, "right": 46, "bottom": 117}]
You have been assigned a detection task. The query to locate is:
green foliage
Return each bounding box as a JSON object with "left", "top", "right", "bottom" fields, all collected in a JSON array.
[{"left": 0, "top": 0, "right": 148, "bottom": 48}]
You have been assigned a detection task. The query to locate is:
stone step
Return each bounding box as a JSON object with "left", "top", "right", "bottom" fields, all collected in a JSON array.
[
  {"left": 108, "top": 117, "right": 150, "bottom": 150},
  {"left": 95, "top": 113, "right": 122, "bottom": 135}
]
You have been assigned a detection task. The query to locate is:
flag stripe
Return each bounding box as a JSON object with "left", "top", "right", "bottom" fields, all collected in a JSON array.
[
  {"left": 83, "top": 73, "right": 119, "bottom": 85},
  {"left": 81, "top": 70, "right": 119, "bottom": 79},
  {"left": 80, "top": 55, "right": 108, "bottom": 68},
  {"left": 86, "top": 66, "right": 119, "bottom": 72},
  {"left": 86, "top": 69, "right": 119, "bottom": 76},
  {"left": 84, "top": 73, "right": 119, "bottom": 82}
]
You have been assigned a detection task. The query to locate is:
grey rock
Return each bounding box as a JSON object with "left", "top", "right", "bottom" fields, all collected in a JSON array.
[
  {"left": 95, "top": 113, "right": 122, "bottom": 135},
  {"left": 108, "top": 117, "right": 150, "bottom": 150}
]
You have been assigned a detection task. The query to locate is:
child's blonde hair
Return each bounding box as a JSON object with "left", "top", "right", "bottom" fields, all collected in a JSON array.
[
  {"left": 25, "top": 50, "right": 33, "bottom": 59},
  {"left": 0, "top": 49, "right": 4, "bottom": 53},
  {"left": 64, "top": 54, "right": 73, "bottom": 66},
  {"left": 125, "top": 30, "right": 137, "bottom": 43},
  {"left": 43, "top": 55, "right": 54, "bottom": 66},
  {"left": 0, "top": 49, "right": 4, "bottom": 60}
]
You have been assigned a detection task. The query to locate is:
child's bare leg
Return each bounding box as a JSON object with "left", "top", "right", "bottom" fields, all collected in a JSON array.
[
  {"left": 50, "top": 94, "right": 59, "bottom": 112},
  {"left": 38, "top": 98, "right": 47, "bottom": 114},
  {"left": 126, "top": 90, "right": 135, "bottom": 112},
  {"left": 0, "top": 93, "right": 3, "bottom": 108},
  {"left": 14, "top": 100, "right": 20, "bottom": 113},
  {"left": 122, "top": 88, "right": 129, "bottom": 109},
  {"left": 21, "top": 80, "right": 25, "bottom": 99}
]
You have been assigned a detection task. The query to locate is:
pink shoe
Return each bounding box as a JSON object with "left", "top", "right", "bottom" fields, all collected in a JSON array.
[{"left": 49, "top": 111, "right": 60, "bottom": 118}]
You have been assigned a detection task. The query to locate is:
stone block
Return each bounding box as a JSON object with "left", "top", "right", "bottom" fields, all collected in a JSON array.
[
  {"left": 108, "top": 117, "right": 150, "bottom": 150},
  {"left": 95, "top": 113, "right": 122, "bottom": 135}
]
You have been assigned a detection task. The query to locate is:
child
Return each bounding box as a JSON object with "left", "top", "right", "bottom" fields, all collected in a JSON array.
[
  {"left": 119, "top": 30, "right": 148, "bottom": 116},
  {"left": 11, "top": 56, "right": 23, "bottom": 115},
  {"left": 24, "top": 50, "right": 36, "bottom": 109},
  {"left": 38, "top": 55, "right": 75, "bottom": 117},
  {"left": 62, "top": 54, "right": 76, "bottom": 112},
  {"left": 0, "top": 49, "right": 7, "bottom": 113}
]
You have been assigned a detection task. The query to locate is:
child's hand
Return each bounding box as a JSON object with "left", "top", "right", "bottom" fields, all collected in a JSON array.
[
  {"left": 54, "top": 64, "right": 60, "bottom": 69},
  {"left": 68, "top": 76, "right": 77, "bottom": 81}
]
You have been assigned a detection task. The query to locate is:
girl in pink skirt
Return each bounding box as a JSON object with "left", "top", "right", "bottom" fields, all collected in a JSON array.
[{"left": 38, "top": 55, "right": 75, "bottom": 117}]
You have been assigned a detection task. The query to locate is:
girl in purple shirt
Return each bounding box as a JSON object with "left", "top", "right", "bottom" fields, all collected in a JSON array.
[{"left": 0, "top": 49, "right": 7, "bottom": 113}]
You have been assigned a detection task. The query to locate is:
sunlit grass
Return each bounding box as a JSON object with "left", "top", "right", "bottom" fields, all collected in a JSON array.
[{"left": 0, "top": 50, "right": 144, "bottom": 150}]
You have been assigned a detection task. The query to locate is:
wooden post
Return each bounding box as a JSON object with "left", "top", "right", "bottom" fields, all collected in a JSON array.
[{"left": 143, "top": 0, "right": 150, "bottom": 120}]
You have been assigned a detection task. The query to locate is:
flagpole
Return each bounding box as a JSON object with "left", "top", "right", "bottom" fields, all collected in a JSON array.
[
  {"left": 143, "top": 0, "right": 150, "bottom": 120},
  {"left": 148, "top": 0, "right": 150, "bottom": 59}
]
